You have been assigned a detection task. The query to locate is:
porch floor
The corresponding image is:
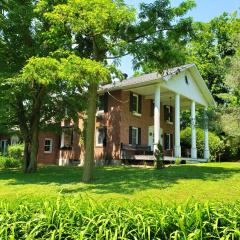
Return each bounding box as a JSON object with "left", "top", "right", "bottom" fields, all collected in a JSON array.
[{"left": 128, "top": 155, "right": 207, "bottom": 163}]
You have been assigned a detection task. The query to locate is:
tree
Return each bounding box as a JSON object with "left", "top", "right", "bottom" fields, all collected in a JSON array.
[
  {"left": 0, "top": 0, "right": 96, "bottom": 172},
  {"left": 186, "top": 13, "right": 240, "bottom": 103},
  {"left": 40, "top": 0, "right": 196, "bottom": 182}
]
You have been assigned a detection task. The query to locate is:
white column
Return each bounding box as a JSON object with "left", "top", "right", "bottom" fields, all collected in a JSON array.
[
  {"left": 204, "top": 107, "right": 210, "bottom": 160},
  {"left": 191, "top": 101, "right": 197, "bottom": 159},
  {"left": 174, "top": 94, "right": 181, "bottom": 157},
  {"left": 154, "top": 84, "right": 161, "bottom": 151},
  {"left": 60, "top": 130, "right": 65, "bottom": 148}
]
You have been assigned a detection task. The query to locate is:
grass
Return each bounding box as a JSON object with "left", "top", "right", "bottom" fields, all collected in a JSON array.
[{"left": 0, "top": 162, "right": 240, "bottom": 204}]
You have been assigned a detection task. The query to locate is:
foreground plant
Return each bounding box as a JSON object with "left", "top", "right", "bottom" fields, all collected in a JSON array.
[{"left": 0, "top": 198, "right": 239, "bottom": 239}]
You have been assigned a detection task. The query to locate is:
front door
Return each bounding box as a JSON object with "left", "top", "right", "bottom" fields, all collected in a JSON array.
[{"left": 148, "top": 126, "right": 163, "bottom": 151}]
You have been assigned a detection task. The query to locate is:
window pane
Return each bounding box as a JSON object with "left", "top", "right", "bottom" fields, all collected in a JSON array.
[
  {"left": 97, "top": 128, "right": 105, "bottom": 145},
  {"left": 165, "top": 134, "right": 170, "bottom": 150},
  {"left": 132, "top": 95, "right": 138, "bottom": 112},
  {"left": 132, "top": 128, "right": 138, "bottom": 145}
]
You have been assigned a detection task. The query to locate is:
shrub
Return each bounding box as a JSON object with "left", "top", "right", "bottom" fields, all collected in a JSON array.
[
  {"left": 0, "top": 199, "right": 239, "bottom": 239},
  {"left": 154, "top": 142, "right": 164, "bottom": 169},
  {"left": 8, "top": 144, "right": 24, "bottom": 160},
  {"left": 181, "top": 127, "right": 225, "bottom": 161},
  {"left": 0, "top": 156, "right": 21, "bottom": 168}
]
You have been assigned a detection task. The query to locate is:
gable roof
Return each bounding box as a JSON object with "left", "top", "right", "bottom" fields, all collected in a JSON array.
[{"left": 99, "top": 64, "right": 216, "bottom": 107}]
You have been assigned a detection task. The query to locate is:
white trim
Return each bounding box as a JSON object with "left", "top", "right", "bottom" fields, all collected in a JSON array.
[
  {"left": 44, "top": 138, "right": 53, "bottom": 153},
  {"left": 154, "top": 84, "right": 161, "bottom": 151},
  {"left": 131, "top": 127, "right": 139, "bottom": 145}
]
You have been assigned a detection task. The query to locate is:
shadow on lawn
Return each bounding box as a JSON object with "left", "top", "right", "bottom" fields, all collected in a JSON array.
[{"left": 0, "top": 164, "right": 240, "bottom": 195}]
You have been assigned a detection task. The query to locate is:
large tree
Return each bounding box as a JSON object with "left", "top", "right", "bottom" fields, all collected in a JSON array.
[
  {"left": 0, "top": 0, "right": 105, "bottom": 173},
  {"left": 38, "top": 0, "right": 196, "bottom": 182}
]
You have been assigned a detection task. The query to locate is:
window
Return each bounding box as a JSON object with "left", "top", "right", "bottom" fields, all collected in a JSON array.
[
  {"left": 130, "top": 92, "right": 142, "bottom": 115},
  {"left": 129, "top": 126, "right": 141, "bottom": 145},
  {"left": 164, "top": 134, "right": 171, "bottom": 150},
  {"left": 97, "top": 95, "right": 105, "bottom": 112},
  {"left": 132, "top": 127, "right": 138, "bottom": 145},
  {"left": 185, "top": 75, "right": 189, "bottom": 85},
  {"left": 97, "top": 93, "right": 108, "bottom": 113},
  {"left": 132, "top": 94, "right": 139, "bottom": 113},
  {"left": 44, "top": 139, "right": 53, "bottom": 153},
  {"left": 164, "top": 105, "right": 173, "bottom": 123},
  {"left": 96, "top": 127, "right": 107, "bottom": 146}
]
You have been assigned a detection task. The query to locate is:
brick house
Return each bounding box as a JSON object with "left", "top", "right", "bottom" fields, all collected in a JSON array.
[
  {"left": 58, "top": 64, "right": 215, "bottom": 165},
  {"left": 1, "top": 64, "right": 215, "bottom": 165}
]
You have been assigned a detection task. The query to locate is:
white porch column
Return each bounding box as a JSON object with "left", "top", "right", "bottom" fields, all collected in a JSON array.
[
  {"left": 191, "top": 101, "right": 197, "bottom": 159},
  {"left": 60, "top": 130, "right": 65, "bottom": 148},
  {"left": 154, "top": 84, "right": 161, "bottom": 151},
  {"left": 174, "top": 94, "right": 181, "bottom": 157},
  {"left": 204, "top": 107, "right": 210, "bottom": 160}
]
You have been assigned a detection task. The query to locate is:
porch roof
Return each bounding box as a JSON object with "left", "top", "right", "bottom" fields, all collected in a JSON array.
[{"left": 98, "top": 63, "right": 216, "bottom": 107}]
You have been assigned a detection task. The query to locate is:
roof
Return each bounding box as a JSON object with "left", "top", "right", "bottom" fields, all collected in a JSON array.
[
  {"left": 99, "top": 64, "right": 194, "bottom": 92},
  {"left": 98, "top": 63, "right": 216, "bottom": 107}
]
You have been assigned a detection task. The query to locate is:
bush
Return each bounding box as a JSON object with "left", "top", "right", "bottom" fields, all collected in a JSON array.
[
  {"left": 181, "top": 127, "right": 225, "bottom": 161},
  {"left": 8, "top": 144, "right": 24, "bottom": 159},
  {"left": 0, "top": 199, "right": 239, "bottom": 239},
  {"left": 0, "top": 156, "right": 21, "bottom": 168}
]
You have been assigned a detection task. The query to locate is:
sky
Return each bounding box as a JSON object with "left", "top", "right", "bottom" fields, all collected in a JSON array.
[{"left": 120, "top": 0, "right": 240, "bottom": 77}]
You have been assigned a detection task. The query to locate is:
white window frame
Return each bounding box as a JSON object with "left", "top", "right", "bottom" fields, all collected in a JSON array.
[
  {"left": 96, "top": 127, "right": 105, "bottom": 147},
  {"left": 131, "top": 127, "right": 139, "bottom": 145},
  {"left": 44, "top": 138, "right": 53, "bottom": 153},
  {"left": 165, "top": 133, "right": 171, "bottom": 150}
]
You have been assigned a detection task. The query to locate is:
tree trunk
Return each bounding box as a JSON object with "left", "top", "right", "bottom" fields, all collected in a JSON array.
[
  {"left": 82, "top": 82, "right": 97, "bottom": 182},
  {"left": 16, "top": 86, "right": 44, "bottom": 173}
]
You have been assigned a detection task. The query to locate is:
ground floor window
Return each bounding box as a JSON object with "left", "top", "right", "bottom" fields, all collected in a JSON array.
[
  {"left": 96, "top": 127, "right": 107, "bottom": 147},
  {"left": 164, "top": 133, "right": 173, "bottom": 150},
  {"left": 44, "top": 139, "right": 53, "bottom": 153},
  {"left": 129, "top": 126, "right": 141, "bottom": 145}
]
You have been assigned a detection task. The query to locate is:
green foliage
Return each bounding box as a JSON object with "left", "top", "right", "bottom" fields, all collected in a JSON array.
[
  {"left": 8, "top": 144, "right": 24, "bottom": 160},
  {"left": 0, "top": 156, "right": 21, "bottom": 169},
  {"left": 0, "top": 198, "right": 239, "bottom": 239},
  {"left": 154, "top": 141, "right": 164, "bottom": 169},
  {"left": 187, "top": 13, "right": 240, "bottom": 103},
  {"left": 181, "top": 127, "right": 225, "bottom": 161},
  {"left": 175, "top": 157, "right": 182, "bottom": 165},
  {"left": 128, "top": 0, "right": 196, "bottom": 72}
]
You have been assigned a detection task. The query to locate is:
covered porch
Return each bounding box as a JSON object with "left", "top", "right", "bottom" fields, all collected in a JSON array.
[{"left": 120, "top": 66, "right": 215, "bottom": 163}]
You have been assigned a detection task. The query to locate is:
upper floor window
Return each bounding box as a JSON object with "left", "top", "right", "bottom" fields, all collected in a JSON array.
[
  {"left": 164, "top": 105, "right": 173, "bottom": 123},
  {"left": 130, "top": 92, "right": 142, "bottom": 115},
  {"left": 44, "top": 138, "right": 53, "bottom": 153},
  {"left": 97, "top": 93, "right": 108, "bottom": 113},
  {"left": 98, "top": 95, "right": 105, "bottom": 112},
  {"left": 132, "top": 94, "right": 139, "bottom": 112}
]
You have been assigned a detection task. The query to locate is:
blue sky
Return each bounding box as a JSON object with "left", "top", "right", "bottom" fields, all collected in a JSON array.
[{"left": 120, "top": 0, "right": 240, "bottom": 77}]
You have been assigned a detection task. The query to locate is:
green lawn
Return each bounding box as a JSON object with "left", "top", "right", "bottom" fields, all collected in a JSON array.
[{"left": 0, "top": 162, "right": 240, "bottom": 204}]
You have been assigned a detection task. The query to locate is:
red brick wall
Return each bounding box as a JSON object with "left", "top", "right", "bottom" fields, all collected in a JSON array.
[
  {"left": 38, "top": 132, "right": 60, "bottom": 164},
  {"left": 94, "top": 90, "right": 175, "bottom": 161}
]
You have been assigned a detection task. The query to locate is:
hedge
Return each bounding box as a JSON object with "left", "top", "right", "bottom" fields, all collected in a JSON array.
[{"left": 181, "top": 127, "right": 225, "bottom": 161}]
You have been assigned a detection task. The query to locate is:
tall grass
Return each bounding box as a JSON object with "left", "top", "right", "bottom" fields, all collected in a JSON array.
[{"left": 0, "top": 198, "right": 239, "bottom": 239}]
